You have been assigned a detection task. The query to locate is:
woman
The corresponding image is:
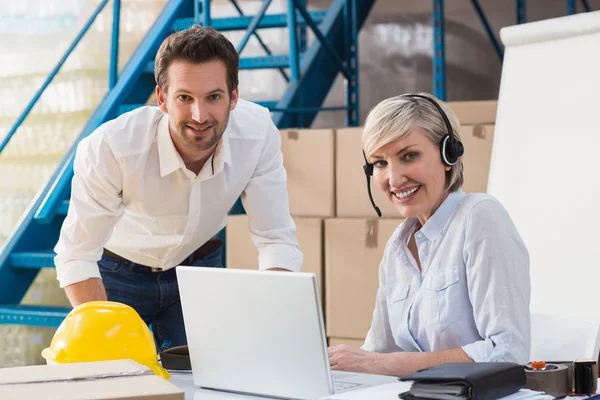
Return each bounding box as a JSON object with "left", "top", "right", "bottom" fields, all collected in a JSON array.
[{"left": 328, "top": 93, "right": 530, "bottom": 376}]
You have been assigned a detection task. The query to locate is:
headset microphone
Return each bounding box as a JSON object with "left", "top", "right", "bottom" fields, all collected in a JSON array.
[{"left": 362, "top": 150, "right": 382, "bottom": 217}]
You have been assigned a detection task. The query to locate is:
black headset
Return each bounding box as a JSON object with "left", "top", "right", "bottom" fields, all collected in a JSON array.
[{"left": 362, "top": 94, "right": 464, "bottom": 217}]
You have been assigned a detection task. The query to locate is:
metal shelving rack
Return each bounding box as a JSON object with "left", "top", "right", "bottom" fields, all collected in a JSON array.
[{"left": 432, "top": 0, "right": 594, "bottom": 100}]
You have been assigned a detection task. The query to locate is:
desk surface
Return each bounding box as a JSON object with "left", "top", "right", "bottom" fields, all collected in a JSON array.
[
  {"left": 170, "top": 372, "right": 600, "bottom": 400},
  {"left": 169, "top": 372, "right": 415, "bottom": 400}
]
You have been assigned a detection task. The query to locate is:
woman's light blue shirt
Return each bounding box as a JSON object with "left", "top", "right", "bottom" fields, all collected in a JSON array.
[{"left": 362, "top": 190, "right": 531, "bottom": 363}]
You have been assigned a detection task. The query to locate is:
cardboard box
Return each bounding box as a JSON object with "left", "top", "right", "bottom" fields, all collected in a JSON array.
[
  {"left": 335, "top": 123, "right": 496, "bottom": 218},
  {"left": 226, "top": 215, "right": 324, "bottom": 295},
  {"left": 280, "top": 129, "right": 335, "bottom": 217},
  {"left": 325, "top": 218, "right": 404, "bottom": 339},
  {"left": 0, "top": 359, "right": 184, "bottom": 400},
  {"left": 328, "top": 337, "right": 365, "bottom": 349},
  {"left": 460, "top": 124, "right": 495, "bottom": 194},
  {"left": 446, "top": 100, "right": 497, "bottom": 125}
]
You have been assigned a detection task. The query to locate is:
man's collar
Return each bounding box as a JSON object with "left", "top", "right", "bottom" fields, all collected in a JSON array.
[
  {"left": 158, "top": 114, "right": 232, "bottom": 178},
  {"left": 157, "top": 114, "right": 183, "bottom": 178}
]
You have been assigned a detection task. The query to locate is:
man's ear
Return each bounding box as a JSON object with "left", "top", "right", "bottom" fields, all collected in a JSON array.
[
  {"left": 156, "top": 86, "right": 168, "bottom": 113},
  {"left": 230, "top": 88, "right": 239, "bottom": 111}
]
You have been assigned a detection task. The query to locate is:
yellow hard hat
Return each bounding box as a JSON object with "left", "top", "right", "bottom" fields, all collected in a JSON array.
[{"left": 42, "top": 301, "right": 169, "bottom": 380}]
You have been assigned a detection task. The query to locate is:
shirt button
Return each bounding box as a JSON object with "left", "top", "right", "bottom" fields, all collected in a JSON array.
[{"left": 416, "top": 233, "right": 422, "bottom": 238}]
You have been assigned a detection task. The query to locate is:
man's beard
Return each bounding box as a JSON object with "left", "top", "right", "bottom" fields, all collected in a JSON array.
[{"left": 172, "top": 107, "right": 230, "bottom": 153}]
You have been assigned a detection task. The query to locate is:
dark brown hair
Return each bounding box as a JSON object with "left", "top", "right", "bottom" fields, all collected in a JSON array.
[{"left": 154, "top": 25, "right": 239, "bottom": 94}]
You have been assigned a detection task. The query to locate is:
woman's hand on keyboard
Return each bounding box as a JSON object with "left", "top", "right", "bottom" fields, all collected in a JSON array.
[{"left": 328, "top": 344, "right": 387, "bottom": 375}]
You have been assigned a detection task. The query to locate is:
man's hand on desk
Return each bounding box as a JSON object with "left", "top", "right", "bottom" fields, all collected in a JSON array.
[
  {"left": 328, "top": 344, "right": 387, "bottom": 375},
  {"left": 266, "top": 268, "right": 292, "bottom": 272}
]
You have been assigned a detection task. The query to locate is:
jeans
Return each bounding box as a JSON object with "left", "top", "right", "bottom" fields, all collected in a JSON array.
[{"left": 98, "top": 247, "right": 223, "bottom": 350}]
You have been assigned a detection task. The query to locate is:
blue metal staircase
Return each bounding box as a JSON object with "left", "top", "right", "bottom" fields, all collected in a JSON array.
[{"left": 0, "top": 0, "right": 375, "bottom": 327}]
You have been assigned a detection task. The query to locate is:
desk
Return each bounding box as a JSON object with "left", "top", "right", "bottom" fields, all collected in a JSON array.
[
  {"left": 170, "top": 372, "right": 600, "bottom": 400},
  {"left": 169, "top": 372, "right": 414, "bottom": 400},
  {"left": 170, "top": 372, "right": 269, "bottom": 399}
]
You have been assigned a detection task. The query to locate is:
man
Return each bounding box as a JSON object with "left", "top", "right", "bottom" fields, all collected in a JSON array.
[{"left": 54, "top": 25, "right": 303, "bottom": 349}]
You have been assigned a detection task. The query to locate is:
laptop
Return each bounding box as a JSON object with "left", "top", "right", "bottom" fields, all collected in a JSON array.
[{"left": 176, "top": 267, "right": 398, "bottom": 400}]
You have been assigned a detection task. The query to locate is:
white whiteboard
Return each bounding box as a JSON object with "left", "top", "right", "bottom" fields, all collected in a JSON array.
[{"left": 487, "top": 11, "right": 600, "bottom": 322}]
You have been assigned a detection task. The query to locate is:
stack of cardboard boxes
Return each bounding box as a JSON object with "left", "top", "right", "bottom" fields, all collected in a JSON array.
[{"left": 226, "top": 100, "right": 497, "bottom": 349}]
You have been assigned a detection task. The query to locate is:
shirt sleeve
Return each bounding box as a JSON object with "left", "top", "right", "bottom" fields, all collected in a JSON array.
[
  {"left": 461, "top": 198, "right": 531, "bottom": 363},
  {"left": 53, "top": 133, "right": 125, "bottom": 287},
  {"left": 362, "top": 248, "right": 404, "bottom": 353},
  {"left": 241, "top": 119, "right": 303, "bottom": 272}
]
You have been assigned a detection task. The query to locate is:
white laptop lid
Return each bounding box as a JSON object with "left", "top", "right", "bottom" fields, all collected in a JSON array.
[{"left": 176, "top": 267, "right": 333, "bottom": 400}]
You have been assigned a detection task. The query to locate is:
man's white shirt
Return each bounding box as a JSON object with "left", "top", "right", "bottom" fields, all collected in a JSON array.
[{"left": 54, "top": 99, "right": 302, "bottom": 287}]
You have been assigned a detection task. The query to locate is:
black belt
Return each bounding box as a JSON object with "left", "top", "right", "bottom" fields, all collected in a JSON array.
[{"left": 102, "top": 237, "right": 223, "bottom": 272}]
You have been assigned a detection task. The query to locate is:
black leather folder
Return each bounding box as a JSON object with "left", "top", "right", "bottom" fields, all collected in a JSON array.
[{"left": 397, "top": 362, "right": 526, "bottom": 400}]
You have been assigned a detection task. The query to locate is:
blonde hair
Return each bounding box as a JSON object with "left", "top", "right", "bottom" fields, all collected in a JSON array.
[{"left": 361, "top": 92, "right": 464, "bottom": 192}]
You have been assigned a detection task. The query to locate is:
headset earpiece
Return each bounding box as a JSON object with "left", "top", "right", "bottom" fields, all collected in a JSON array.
[
  {"left": 440, "top": 135, "right": 464, "bottom": 166},
  {"left": 404, "top": 94, "right": 464, "bottom": 167}
]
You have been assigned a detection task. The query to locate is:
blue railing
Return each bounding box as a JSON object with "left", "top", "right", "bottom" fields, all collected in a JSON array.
[
  {"left": 110, "top": 0, "right": 122, "bottom": 88},
  {"left": 0, "top": 0, "right": 122, "bottom": 155}
]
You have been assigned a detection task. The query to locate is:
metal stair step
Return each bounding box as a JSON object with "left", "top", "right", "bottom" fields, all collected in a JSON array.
[
  {"left": 144, "top": 54, "right": 294, "bottom": 74},
  {"left": 173, "top": 10, "right": 327, "bottom": 31},
  {"left": 10, "top": 251, "right": 56, "bottom": 269},
  {"left": 0, "top": 305, "right": 70, "bottom": 327}
]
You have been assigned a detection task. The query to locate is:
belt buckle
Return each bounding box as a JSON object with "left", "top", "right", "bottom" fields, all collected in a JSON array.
[{"left": 151, "top": 267, "right": 162, "bottom": 273}]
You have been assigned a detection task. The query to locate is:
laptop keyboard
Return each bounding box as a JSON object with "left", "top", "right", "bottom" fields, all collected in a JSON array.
[{"left": 333, "top": 380, "right": 363, "bottom": 392}]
